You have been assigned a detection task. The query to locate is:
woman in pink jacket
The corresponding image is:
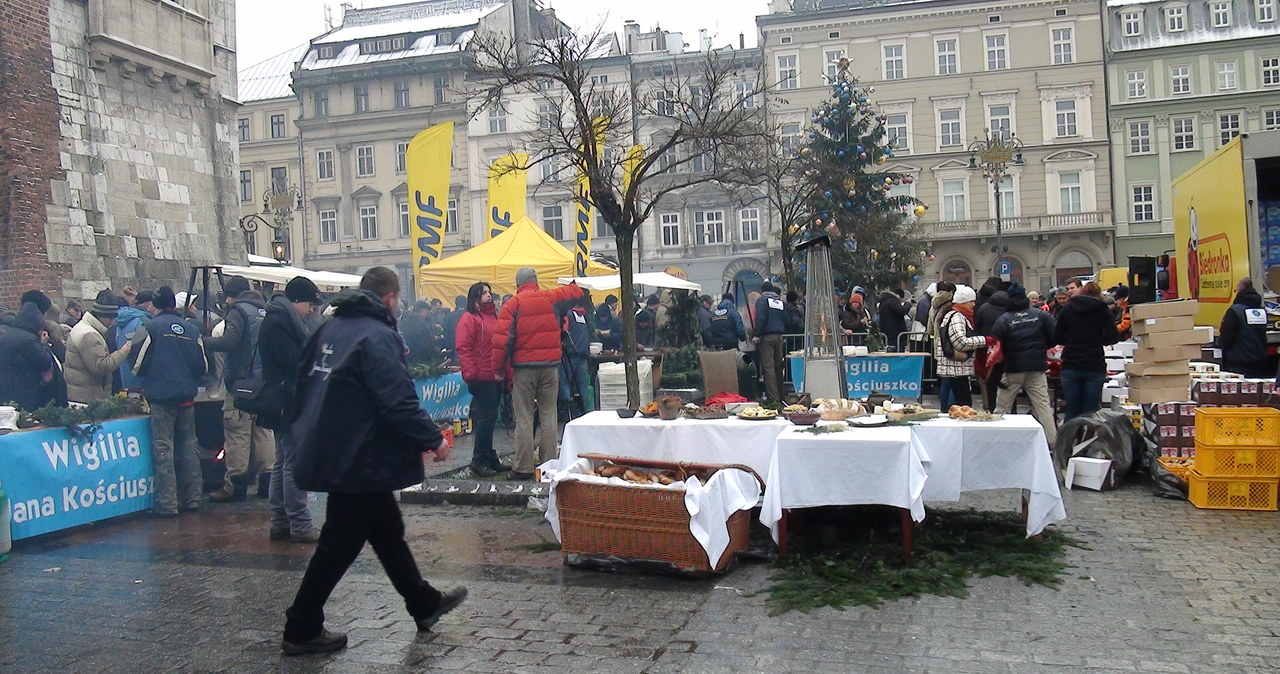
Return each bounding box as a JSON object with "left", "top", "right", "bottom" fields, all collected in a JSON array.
[{"left": 454, "top": 282, "right": 509, "bottom": 477}]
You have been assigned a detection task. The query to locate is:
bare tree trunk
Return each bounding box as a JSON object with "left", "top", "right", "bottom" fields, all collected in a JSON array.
[
  {"left": 782, "top": 243, "right": 797, "bottom": 291},
  {"left": 615, "top": 227, "right": 640, "bottom": 408}
]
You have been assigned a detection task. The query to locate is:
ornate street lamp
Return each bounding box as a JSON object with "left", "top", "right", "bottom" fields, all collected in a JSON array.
[
  {"left": 239, "top": 184, "right": 303, "bottom": 263},
  {"left": 967, "top": 130, "right": 1024, "bottom": 276}
]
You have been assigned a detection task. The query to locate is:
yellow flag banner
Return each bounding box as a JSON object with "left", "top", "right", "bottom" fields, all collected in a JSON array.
[
  {"left": 574, "top": 118, "right": 609, "bottom": 277},
  {"left": 409, "top": 122, "right": 454, "bottom": 287},
  {"left": 486, "top": 153, "right": 528, "bottom": 240},
  {"left": 623, "top": 144, "right": 644, "bottom": 193}
]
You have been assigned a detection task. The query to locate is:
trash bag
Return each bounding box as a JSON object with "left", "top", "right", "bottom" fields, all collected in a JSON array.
[
  {"left": 1052, "top": 410, "right": 1140, "bottom": 481},
  {"left": 1149, "top": 457, "right": 1190, "bottom": 500}
]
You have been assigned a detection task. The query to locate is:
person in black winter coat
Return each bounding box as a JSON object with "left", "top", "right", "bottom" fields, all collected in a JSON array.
[
  {"left": 0, "top": 302, "right": 56, "bottom": 411},
  {"left": 974, "top": 289, "right": 1010, "bottom": 411},
  {"left": 705, "top": 295, "right": 745, "bottom": 350},
  {"left": 1219, "top": 279, "right": 1269, "bottom": 378},
  {"left": 1052, "top": 280, "right": 1120, "bottom": 421},
  {"left": 400, "top": 301, "right": 435, "bottom": 364},
  {"left": 992, "top": 286, "right": 1057, "bottom": 444},
  {"left": 976, "top": 276, "right": 1001, "bottom": 312},
  {"left": 876, "top": 289, "right": 910, "bottom": 351},
  {"left": 257, "top": 277, "right": 321, "bottom": 542},
  {"left": 283, "top": 267, "right": 465, "bottom": 657}
]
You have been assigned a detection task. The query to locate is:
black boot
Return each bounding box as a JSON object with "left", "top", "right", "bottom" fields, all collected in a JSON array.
[
  {"left": 257, "top": 472, "right": 271, "bottom": 498},
  {"left": 210, "top": 475, "right": 249, "bottom": 502}
]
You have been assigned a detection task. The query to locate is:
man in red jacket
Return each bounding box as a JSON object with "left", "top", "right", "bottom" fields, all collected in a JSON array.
[{"left": 491, "top": 267, "right": 586, "bottom": 480}]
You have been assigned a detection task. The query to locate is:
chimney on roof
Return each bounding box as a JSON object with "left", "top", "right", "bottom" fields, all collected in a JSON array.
[
  {"left": 739, "top": 32, "right": 745, "bottom": 49},
  {"left": 699, "top": 29, "right": 711, "bottom": 53},
  {"left": 624, "top": 20, "right": 640, "bottom": 54},
  {"left": 513, "top": 0, "right": 532, "bottom": 58}
]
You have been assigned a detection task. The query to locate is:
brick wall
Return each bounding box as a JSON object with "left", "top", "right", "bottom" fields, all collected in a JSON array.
[{"left": 0, "top": 0, "right": 68, "bottom": 308}]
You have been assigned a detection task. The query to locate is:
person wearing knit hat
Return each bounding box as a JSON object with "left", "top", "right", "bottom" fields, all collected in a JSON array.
[
  {"left": 935, "top": 284, "right": 993, "bottom": 409},
  {"left": 134, "top": 290, "right": 156, "bottom": 313},
  {"left": 990, "top": 284, "right": 1058, "bottom": 445},
  {"left": 65, "top": 290, "right": 133, "bottom": 404},
  {"left": 223, "top": 276, "right": 251, "bottom": 300},
  {"left": 285, "top": 276, "right": 321, "bottom": 304}
]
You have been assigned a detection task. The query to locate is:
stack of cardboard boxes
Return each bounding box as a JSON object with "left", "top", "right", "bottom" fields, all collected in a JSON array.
[{"left": 1125, "top": 300, "right": 1203, "bottom": 404}]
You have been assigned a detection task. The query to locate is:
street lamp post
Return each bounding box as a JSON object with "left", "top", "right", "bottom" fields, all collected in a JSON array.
[
  {"left": 967, "top": 130, "right": 1024, "bottom": 277},
  {"left": 239, "top": 184, "right": 303, "bottom": 263}
]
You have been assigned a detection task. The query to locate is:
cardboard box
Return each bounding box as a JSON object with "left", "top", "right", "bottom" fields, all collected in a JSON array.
[
  {"left": 1240, "top": 380, "right": 1260, "bottom": 405},
  {"left": 1192, "top": 326, "right": 1215, "bottom": 344},
  {"left": 1135, "top": 344, "right": 1203, "bottom": 363},
  {"left": 1127, "top": 360, "right": 1190, "bottom": 377},
  {"left": 1130, "top": 374, "right": 1191, "bottom": 390},
  {"left": 1192, "top": 378, "right": 1221, "bottom": 405},
  {"left": 1129, "top": 386, "right": 1194, "bottom": 404},
  {"left": 1131, "top": 316, "right": 1196, "bottom": 336},
  {"left": 1136, "top": 330, "right": 1208, "bottom": 350},
  {"left": 1065, "top": 457, "right": 1119, "bottom": 491},
  {"left": 1112, "top": 341, "right": 1139, "bottom": 357},
  {"left": 1130, "top": 299, "right": 1200, "bottom": 321},
  {"left": 1177, "top": 402, "right": 1198, "bottom": 421},
  {"left": 1180, "top": 425, "right": 1197, "bottom": 447},
  {"left": 1220, "top": 381, "right": 1240, "bottom": 405}
]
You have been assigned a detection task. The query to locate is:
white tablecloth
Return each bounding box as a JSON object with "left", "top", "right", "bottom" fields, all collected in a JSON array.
[
  {"left": 912, "top": 415, "right": 1066, "bottom": 536},
  {"left": 559, "top": 411, "right": 792, "bottom": 478},
  {"left": 760, "top": 424, "right": 931, "bottom": 543}
]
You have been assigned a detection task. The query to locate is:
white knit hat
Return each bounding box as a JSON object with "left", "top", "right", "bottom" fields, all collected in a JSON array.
[
  {"left": 925, "top": 282, "right": 938, "bottom": 297},
  {"left": 952, "top": 285, "right": 977, "bottom": 304}
]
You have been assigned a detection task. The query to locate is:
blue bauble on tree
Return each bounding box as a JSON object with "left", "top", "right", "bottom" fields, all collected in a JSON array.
[
  {"left": 843, "top": 240, "right": 856, "bottom": 252},
  {"left": 824, "top": 190, "right": 833, "bottom": 198}
]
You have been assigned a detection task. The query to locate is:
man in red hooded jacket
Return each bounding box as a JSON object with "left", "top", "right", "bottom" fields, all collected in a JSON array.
[{"left": 491, "top": 267, "right": 587, "bottom": 479}]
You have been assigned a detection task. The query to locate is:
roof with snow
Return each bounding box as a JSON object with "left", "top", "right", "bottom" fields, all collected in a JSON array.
[
  {"left": 238, "top": 44, "right": 308, "bottom": 102},
  {"left": 298, "top": 0, "right": 503, "bottom": 72}
]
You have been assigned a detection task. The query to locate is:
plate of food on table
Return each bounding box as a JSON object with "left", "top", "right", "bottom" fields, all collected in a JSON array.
[
  {"left": 947, "top": 405, "right": 1003, "bottom": 421},
  {"left": 735, "top": 406, "right": 780, "bottom": 420}
]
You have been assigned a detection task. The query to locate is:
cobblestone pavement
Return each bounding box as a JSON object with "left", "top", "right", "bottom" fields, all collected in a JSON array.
[{"left": 2, "top": 476, "right": 1278, "bottom": 673}]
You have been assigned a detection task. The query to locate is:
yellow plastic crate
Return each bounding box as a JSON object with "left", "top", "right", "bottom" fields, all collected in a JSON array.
[
  {"left": 1191, "top": 443, "right": 1280, "bottom": 478},
  {"left": 1186, "top": 470, "right": 1279, "bottom": 511},
  {"left": 1157, "top": 456, "right": 1194, "bottom": 480},
  {"left": 1194, "top": 408, "right": 1280, "bottom": 447}
]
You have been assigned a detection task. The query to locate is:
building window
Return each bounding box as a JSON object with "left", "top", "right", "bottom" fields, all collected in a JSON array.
[
  {"left": 399, "top": 200, "right": 411, "bottom": 237},
  {"left": 245, "top": 232, "right": 257, "bottom": 256},
  {"left": 359, "top": 204, "right": 378, "bottom": 240},
  {"left": 1170, "top": 65, "right": 1191, "bottom": 94},
  {"left": 1263, "top": 58, "right": 1280, "bottom": 86},
  {"left": 319, "top": 209, "right": 337, "bottom": 243},
  {"left": 354, "top": 85, "right": 369, "bottom": 113},
  {"left": 694, "top": 210, "right": 725, "bottom": 244},
  {"left": 446, "top": 198, "right": 459, "bottom": 234},
  {"left": 1211, "top": 1, "right": 1232, "bottom": 26},
  {"left": 356, "top": 144, "right": 375, "bottom": 177},
  {"left": 780, "top": 122, "right": 802, "bottom": 158},
  {"left": 739, "top": 208, "right": 761, "bottom": 242},
  {"left": 590, "top": 74, "right": 609, "bottom": 85},
  {"left": 941, "top": 179, "right": 967, "bottom": 221},
  {"left": 1129, "top": 120, "right": 1152, "bottom": 154},
  {"left": 1132, "top": 185, "right": 1155, "bottom": 222},
  {"left": 995, "top": 176, "right": 1015, "bottom": 218},
  {"left": 825, "top": 49, "right": 846, "bottom": 81},
  {"left": 660, "top": 213, "right": 681, "bottom": 247},
  {"left": 1265, "top": 108, "right": 1280, "bottom": 129},
  {"left": 314, "top": 90, "right": 329, "bottom": 118},
  {"left": 1055, "top": 99, "right": 1078, "bottom": 137},
  {"left": 939, "top": 108, "right": 962, "bottom": 147},
  {"left": 540, "top": 155, "right": 562, "bottom": 182},
  {"left": 988, "top": 104, "right": 1012, "bottom": 139},
  {"left": 538, "top": 101, "right": 556, "bottom": 128},
  {"left": 237, "top": 118, "right": 250, "bottom": 142},
  {"left": 394, "top": 80, "right": 410, "bottom": 109},
  {"left": 488, "top": 107, "right": 507, "bottom": 133},
  {"left": 433, "top": 76, "right": 450, "bottom": 104},
  {"left": 734, "top": 81, "right": 757, "bottom": 109},
  {"left": 595, "top": 212, "right": 610, "bottom": 238},
  {"left": 542, "top": 205, "right": 564, "bottom": 240},
  {"left": 1051, "top": 28, "right": 1073, "bottom": 64},
  {"left": 1166, "top": 6, "right": 1186, "bottom": 31},
  {"left": 1220, "top": 112, "right": 1241, "bottom": 145},
  {"left": 317, "top": 149, "right": 334, "bottom": 180},
  {"left": 1059, "top": 172, "right": 1083, "bottom": 213},
  {"left": 883, "top": 44, "right": 904, "bottom": 80},
  {"left": 270, "top": 166, "right": 287, "bottom": 190},
  {"left": 270, "top": 114, "right": 285, "bottom": 138},
  {"left": 360, "top": 37, "right": 406, "bottom": 54},
  {"left": 936, "top": 39, "right": 958, "bottom": 75},
  {"left": 396, "top": 141, "right": 409, "bottom": 173},
  {"left": 1217, "top": 61, "right": 1238, "bottom": 90},
  {"left": 1126, "top": 71, "right": 1147, "bottom": 99},
  {"left": 985, "top": 34, "right": 1007, "bottom": 71},
  {"left": 1172, "top": 116, "right": 1197, "bottom": 150},
  {"left": 885, "top": 113, "right": 909, "bottom": 150},
  {"left": 777, "top": 55, "right": 798, "bottom": 89},
  {"left": 238, "top": 170, "right": 252, "bottom": 202},
  {"left": 691, "top": 147, "right": 714, "bottom": 174},
  {"left": 317, "top": 45, "right": 335, "bottom": 59},
  {"left": 1122, "top": 11, "right": 1143, "bottom": 36},
  {"left": 1259, "top": 0, "right": 1275, "bottom": 21}
]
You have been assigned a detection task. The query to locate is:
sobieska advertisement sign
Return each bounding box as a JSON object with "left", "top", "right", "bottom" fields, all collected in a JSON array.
[{"left": 1173, "top": 138, "right": 1251, "bottom": 326}]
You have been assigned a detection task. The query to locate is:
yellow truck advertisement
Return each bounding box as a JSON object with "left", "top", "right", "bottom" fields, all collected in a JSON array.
[{"left": 1172, "top": 138, "right": 1250, "bottom": 326}]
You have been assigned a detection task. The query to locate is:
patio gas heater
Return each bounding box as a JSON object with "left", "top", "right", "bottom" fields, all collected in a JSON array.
[{"left": 795, "top": 235, "right": 846, "bottom": 399}]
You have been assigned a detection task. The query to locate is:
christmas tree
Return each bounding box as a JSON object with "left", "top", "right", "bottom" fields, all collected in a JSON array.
[{"left": 796, "top": 58, "right": 925, "bottom": 292}]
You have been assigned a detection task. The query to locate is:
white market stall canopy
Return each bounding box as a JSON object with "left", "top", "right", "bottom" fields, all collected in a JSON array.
[
  {"left": 219, "top": 263, "right": 363, "bottom": 293},
  {"left": 556, "top": 272, "right": 701, "bottom": 292}
]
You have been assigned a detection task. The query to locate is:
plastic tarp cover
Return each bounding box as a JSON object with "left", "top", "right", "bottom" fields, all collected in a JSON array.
[
  {"left": 555, "top": 272, "right": 702, "bottom": 292},
  {"left": 1052, "top": 410, "right": 1140, "bottom": 481}
]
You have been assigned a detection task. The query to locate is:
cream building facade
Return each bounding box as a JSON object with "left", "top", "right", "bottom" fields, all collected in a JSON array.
[
  {"left": 760, "top": 0, "right": 1117, "bottom": 291},
  {"left": 1105, "top": 0, "right": 1280, "bottom": 261}
]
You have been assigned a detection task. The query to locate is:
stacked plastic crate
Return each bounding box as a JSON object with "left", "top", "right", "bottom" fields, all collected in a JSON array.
[{"left": 1187, "top": 408, "right": 1280, "bottom": 511}]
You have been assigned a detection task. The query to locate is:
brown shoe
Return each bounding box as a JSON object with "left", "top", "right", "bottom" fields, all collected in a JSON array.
[{"left": 209, "top": 489, "right": 245, "bottom": 503}]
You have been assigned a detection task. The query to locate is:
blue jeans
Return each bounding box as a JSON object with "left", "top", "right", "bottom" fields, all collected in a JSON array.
[
  {"left": 270, "top": 431, "right": 313, "bottom": 535},
  {"left": 149, "top": 403, "right": 202, "bottom": 515},
  {"left": 559, "top": 356, "right": 592, "bottom": 416},
  {"left": 1060, "top": 369, "right": 1105, "bottom": 421}
]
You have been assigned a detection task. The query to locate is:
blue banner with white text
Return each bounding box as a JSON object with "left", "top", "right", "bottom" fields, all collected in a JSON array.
[
  {"left": 790, "top": 355, "right": 925, "bottom": 399},
  {"left": 0, "top": 416, "right": 154, "bottom": 540},
  {"left": 415, "top": 372, "right": 473, "bottom": 420}
]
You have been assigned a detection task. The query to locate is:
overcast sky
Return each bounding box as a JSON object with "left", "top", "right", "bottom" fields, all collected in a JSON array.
[{"left": 235, "top": 0, "right": 772, "bottom": 68}]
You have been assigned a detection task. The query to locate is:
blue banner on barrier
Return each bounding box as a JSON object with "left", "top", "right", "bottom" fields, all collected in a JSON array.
[
  {"left": 0, "top": 416, "right": 154, "bottom": 541},
  {"left": 790, "top": 355, "right": 926, "bottom": 399},
  {"left": 415, "top": 372, "right": 473, "bottom": 420}
]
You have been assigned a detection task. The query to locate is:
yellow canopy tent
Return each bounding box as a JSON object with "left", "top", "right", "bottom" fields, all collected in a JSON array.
[{"left": 417, "top": 215, "right": 614, "bottom": 302}]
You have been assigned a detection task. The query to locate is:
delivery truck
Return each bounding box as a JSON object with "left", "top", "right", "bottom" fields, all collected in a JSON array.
[{"left": 1172, "top": 130, "right": 1280, "bottom": 329}]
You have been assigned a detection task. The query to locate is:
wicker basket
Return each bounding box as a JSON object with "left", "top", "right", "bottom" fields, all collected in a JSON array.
[{"left": 554, "top": 454, "right": 762, "bottom": 574}]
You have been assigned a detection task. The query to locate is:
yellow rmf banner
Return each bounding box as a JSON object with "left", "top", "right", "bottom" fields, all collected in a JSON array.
[
  {"left": 409, "top": 122, "right": 454, "bottom": 285},
  {"left": 486, "top": 153, "right": 528, "bottom": 240},
  {"left": 573, "top": 118, "right": 609, "bottom": 277}
]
